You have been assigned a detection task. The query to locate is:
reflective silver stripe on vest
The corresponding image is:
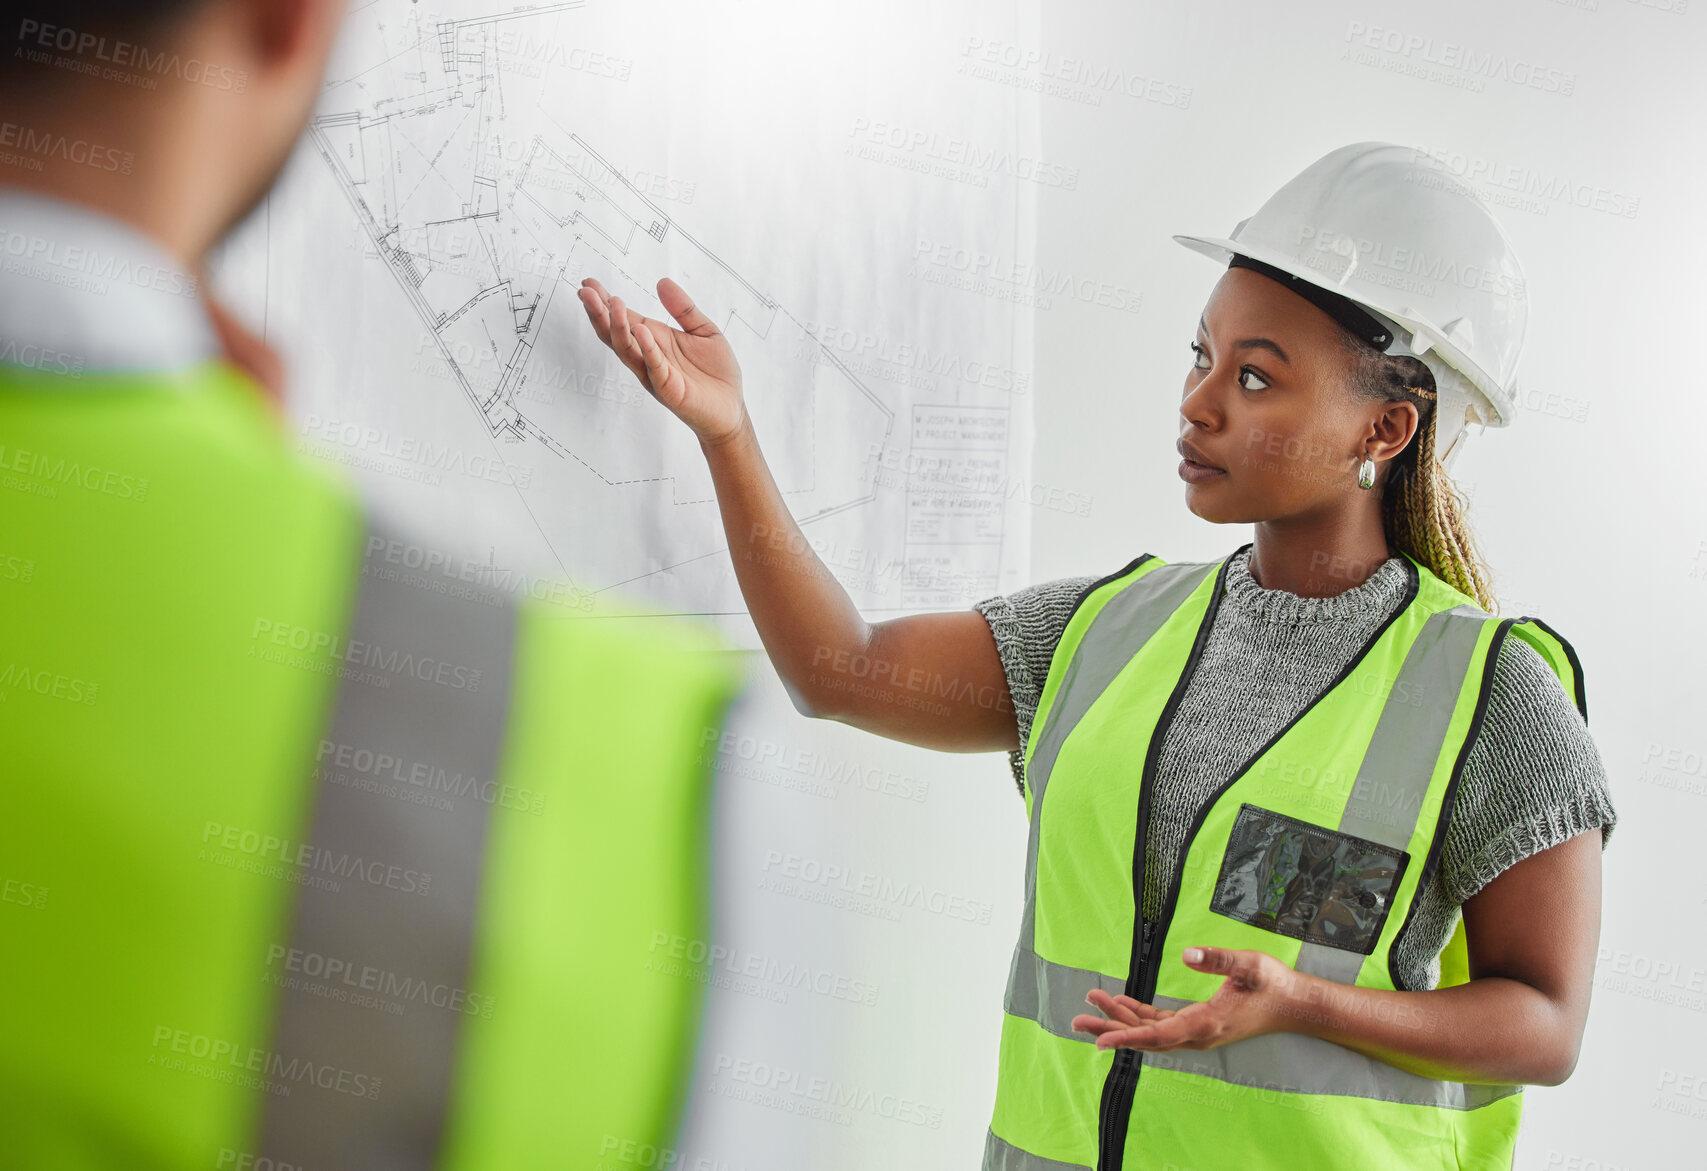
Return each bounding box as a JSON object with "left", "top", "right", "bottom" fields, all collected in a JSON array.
[
  {"left": 1004, "top": 943, "right": 1125, "bottom": 1042},
  {"left": 256, "top": 516, "right": 518, "bottom": 1170},
  {"left": 985, "top": 1127, "right": 1093, "bottom": 1170},
  {"left": 1017, "top": 561, "right": 1218, "bottom": 949},
  {"left": 1293, "top": 603, "right": 1489, "bottom": 986},
  {"left": 1024, "top": 561, "right": 1219, "bottom": 820},
  {"left": 1145, "top": 994, "right": 1522, "bottom": 1111},
  {"left": 1005, "top": 562, "right": 1217, "bottom": 1043}
]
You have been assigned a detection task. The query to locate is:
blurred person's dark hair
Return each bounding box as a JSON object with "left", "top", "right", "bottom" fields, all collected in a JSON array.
[
  {"left": 1, "top": 0, "right": 210, "bottom": 85},
  {"left": 1, "top": 1, "right": 209, "bottom": 35},
  {"left": 0, "top": 0, "right": 347, "bottom": 265}
]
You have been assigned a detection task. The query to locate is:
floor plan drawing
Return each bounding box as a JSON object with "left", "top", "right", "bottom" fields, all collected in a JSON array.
[{"left": 230, "top": 0, "right": 1036, "bottom": 638}]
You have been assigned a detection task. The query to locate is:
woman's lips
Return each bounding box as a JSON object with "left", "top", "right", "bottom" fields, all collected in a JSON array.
[{"left": 1178, "top": 458, "right": 1226, "bottom": 484}]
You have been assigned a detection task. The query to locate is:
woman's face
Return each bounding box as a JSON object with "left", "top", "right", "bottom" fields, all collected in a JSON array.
[{"left": 1177, "top": 266, "right": 1413, "bottom": 525}]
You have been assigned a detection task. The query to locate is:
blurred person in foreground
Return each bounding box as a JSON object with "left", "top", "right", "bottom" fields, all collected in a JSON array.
[{"left": 0, "top": 2, "right": 749, "bottom": 1167}]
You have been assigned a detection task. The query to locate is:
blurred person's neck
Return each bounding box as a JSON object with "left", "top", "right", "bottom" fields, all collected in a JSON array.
[{"left": 0, "top": 82, "right": 234, "bottom": 272}]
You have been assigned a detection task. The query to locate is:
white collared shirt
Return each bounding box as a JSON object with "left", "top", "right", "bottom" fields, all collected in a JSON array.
[{"left": 0, "top": 187, "right": 217, "bottom": 377}]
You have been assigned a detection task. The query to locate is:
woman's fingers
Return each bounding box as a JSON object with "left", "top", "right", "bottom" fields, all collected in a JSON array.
[
  {"left": 1113, "top": 995, "right": 1175, "bottom": 1021},
  {"left": 1070, "top": 1013, "right": 1126, "bottom": 1037},
  {"left": 576, "top": 282, "right": 616, "bottom": 348},
  {"left": 632, "top": 322, "right": 672, "bottom": 396},
  {"left": 1087, "top": 988, "right": 1174, "bottom": 1022},
  {"left": 1084, "top": 989, "right": 1145, "bottom": 1027},
  {"left": 610, "top": 295, "right": 641, "bottom": 359},
  {"left": 1097, "top": 1017, "right": 1198, "bottom": 1051},
  {"left": 585, "top": 277, "right": 698, "bottom": 348},
  {"left": 582, "top": 276, "right": 696, "bottom": 362},
  {"left": 657, "top": 277, "right": 718, "bottom": 336},
  {"left": 582, "top": 287, "right": 658, "bottom": 387},
  {"left": 1073, "top": 1013, "right": 1192, "bottom": 1050},
  {"left": 1077, "top": 989, "right": 1186, "bottom": 1047},
  {"left": 1095, "top": 1025, "right": 1169, "bottom": 1051},
  {"left": 580, "top": 278, "right": 730, "bottom": 417}
]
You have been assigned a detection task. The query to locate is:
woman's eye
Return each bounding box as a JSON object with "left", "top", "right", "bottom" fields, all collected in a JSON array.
[{"left": 1191, "top": 341, "right": 1269, "bottom": 391}]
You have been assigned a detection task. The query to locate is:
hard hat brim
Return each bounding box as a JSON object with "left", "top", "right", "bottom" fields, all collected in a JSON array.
[
  {"left": 1170, "top": 233, "right": 1512, "bottom": 428},
  {"left": 1171, "top": 233, "right": 1243, "bottom": 267}
]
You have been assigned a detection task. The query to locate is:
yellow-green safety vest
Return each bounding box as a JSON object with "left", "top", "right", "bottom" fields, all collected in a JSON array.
[
  {"left": 984, "top": 546, "right": 1586, "bottom": 1171},
  {"left": 0, "top": 358, "right": 746, "bottom": 1169}
]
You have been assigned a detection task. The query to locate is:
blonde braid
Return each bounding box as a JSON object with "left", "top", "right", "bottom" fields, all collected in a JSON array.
[{"left": 1381, "top": 382, "right": 1499, "bottom": 614}]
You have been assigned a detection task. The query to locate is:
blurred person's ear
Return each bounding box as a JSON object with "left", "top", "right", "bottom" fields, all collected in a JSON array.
[{"left": 208, "top": 0, "right": 351, "bottom": 251}]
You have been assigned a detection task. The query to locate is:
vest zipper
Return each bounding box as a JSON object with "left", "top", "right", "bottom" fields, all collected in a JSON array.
[
  {"left": 1097, "top": 556, "right": 1421, "bottom": 1170},
  {"left": 1140, "top": 559, "right": 1422, "bottom": 1012},
  {"left": 1095, "top": 567, "right": 1227, "bottom": 1171},
  {"left": 1094, "top": 917, "right": 1153, "bottom": 1170}
]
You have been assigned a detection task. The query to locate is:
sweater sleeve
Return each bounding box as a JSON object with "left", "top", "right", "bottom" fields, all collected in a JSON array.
[
  {"left": 1440, "top": 632, "right": 1618, "bottom": 906},
  {"left": 972, "top": 575, "right": 1101, "bottom": 797}
]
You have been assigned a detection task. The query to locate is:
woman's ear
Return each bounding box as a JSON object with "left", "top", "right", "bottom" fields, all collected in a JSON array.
[{"left": 1370, "top": 399, "right": 1421, "bottom": 464}]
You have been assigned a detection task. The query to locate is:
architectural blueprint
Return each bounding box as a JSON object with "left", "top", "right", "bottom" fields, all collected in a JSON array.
[{"left": 217, "top": 0, "right": 1039, "bottom": 649}]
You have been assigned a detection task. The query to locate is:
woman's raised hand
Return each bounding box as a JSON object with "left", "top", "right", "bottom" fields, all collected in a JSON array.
[
  {"left": 577, "top": 276, "right": 748, "bottom": 447},
  {"left": 579, "top": 276, "right": 1017, "bottom": 758}
]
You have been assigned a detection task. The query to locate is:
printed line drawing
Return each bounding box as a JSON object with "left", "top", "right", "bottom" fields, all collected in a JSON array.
[{"left": 302, "top": 0, "right": 1015, "bottom": 614}]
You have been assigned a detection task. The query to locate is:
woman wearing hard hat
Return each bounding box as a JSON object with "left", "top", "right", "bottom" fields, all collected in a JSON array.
[{"left": 577, "top": 140, "right": 1615, "bottom": 1171}]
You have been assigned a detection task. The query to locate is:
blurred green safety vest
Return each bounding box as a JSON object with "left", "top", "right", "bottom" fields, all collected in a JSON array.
[
  {"left": 983, "top": 547, "right": 1587, "bottom": 1171},
  {"left": 0, "top": 357, "right": 745, "bottom": 1170}
]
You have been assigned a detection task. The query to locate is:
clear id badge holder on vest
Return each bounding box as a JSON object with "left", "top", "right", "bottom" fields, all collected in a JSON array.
[{"left": 1209, "top": 803, "right": 1411, "bottom": 954}]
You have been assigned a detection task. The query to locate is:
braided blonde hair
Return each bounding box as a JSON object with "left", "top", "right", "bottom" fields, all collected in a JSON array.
[{"left": 1342, "top": 337, "right": 1499, "bottom": 614}]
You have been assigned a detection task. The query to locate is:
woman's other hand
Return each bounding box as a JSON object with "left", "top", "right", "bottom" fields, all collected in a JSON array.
[
  {"left": 1071, "top": 947, "right": 1296, "bottom": 1051},
  {"left": 577, "top": 275, "right": 748, "bottom": 447}
]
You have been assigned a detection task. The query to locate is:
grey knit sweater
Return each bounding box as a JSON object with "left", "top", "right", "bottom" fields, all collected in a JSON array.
[{"left": 973, "top": 546, "right": 1617, "bottom": 991}]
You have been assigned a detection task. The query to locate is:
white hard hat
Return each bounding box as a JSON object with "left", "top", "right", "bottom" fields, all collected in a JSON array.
[{"left": 1173, "top": 141, "right": 1529, "bottom": 468}]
